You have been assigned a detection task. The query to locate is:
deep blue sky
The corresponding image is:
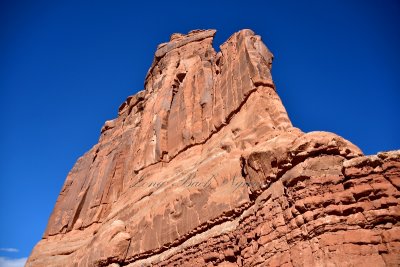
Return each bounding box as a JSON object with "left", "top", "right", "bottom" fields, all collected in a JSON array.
[{"left": 0, "top": 0, "right": 399, "bottom": 264}]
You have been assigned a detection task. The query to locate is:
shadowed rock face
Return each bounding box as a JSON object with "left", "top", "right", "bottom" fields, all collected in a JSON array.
[{"left": 27, "top": 29, "right": 400, "bottom": 267}]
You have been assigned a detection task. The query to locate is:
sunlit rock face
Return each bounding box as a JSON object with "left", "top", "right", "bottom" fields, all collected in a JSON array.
[{"left": 27, "top": 29, "right": 400, "bottom": 267}]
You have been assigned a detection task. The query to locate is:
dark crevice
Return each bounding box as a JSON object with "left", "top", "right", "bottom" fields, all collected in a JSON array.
[
  {"left": 176, "top": 72, "right": 186, "bottom": 83},
  {"left": 92, "top": 152, "right": 98, "bottom": 164},
  {"left": 240, "top": 157, "right": 247, "bottom": 178}
]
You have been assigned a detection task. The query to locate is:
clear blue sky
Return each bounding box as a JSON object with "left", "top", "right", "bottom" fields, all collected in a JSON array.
[{"left": 0, "top": 0, "right": 399, "bottom": 265}]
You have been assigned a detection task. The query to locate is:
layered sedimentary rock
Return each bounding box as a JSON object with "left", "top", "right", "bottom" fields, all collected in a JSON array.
[{"left": 27, "top": 29, "right": 400, "bottom": 267}]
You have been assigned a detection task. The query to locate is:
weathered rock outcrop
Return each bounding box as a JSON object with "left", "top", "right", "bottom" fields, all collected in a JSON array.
[{"left": 27, "top": 29, "right": 400, "bottom": 267}]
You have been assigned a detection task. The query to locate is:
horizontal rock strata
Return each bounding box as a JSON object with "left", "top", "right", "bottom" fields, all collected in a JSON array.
[{"left": 27, "top": 29, "right": 400, "bottom": 267}]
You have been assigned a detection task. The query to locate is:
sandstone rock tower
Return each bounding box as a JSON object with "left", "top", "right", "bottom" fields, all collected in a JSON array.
[{"left": 27, "top": 29, "right": 400, "bottom": 267}]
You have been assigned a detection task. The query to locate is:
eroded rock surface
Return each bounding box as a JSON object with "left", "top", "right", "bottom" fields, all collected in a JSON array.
[{"left": 27, "top": 29, "right": 400, "bottom": 267}]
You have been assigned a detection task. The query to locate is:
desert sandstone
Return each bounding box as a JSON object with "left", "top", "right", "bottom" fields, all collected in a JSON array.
[{"left": 27, "top": 29, "right": 400, "bottom": 267}]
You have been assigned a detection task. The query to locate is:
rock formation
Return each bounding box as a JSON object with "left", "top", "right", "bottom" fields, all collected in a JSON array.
[{"left": 27, "top": 29, "right": 400, "bottom": 267}]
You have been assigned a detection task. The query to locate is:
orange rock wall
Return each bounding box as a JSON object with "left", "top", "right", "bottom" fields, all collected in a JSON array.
[{"left": 27, "top": 29, "right": 400, "bottom": 267}]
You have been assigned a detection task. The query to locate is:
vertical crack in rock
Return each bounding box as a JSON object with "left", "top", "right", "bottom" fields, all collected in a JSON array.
[
  {"left": 26, "top": 29, "right": 400, "bottom": 267},
  {"left": 70, "top": 185, "right": 90, "bottom": 231}
]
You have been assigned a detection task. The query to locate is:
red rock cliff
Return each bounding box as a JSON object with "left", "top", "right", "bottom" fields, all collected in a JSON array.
[{"left": 27, "top": 29, "right": 400, "bottom": 267}]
